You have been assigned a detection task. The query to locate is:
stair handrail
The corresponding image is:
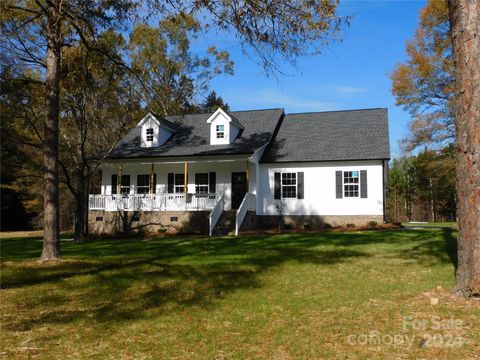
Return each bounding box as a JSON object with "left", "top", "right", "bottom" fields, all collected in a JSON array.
[
  {"left": 209, "top": 193, "right": 225, "bottom": 236},
  {"left": 235, "top": 192, "right": 256, "bottom": 236}
]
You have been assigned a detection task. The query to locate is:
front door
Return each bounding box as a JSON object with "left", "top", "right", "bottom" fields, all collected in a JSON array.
[{"left": 231, "top": 172, "right": 247, "bottom": 209}]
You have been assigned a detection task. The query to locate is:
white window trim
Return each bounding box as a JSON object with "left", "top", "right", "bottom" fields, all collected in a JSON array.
[
  {"left": 343, "top": 170, "right": 360, "bottom": 198},
  {"left": 281, "top": 172, "right": 297, "bottom": 199},
  {"left": 146, "top": 128, "right": 154, "bottom": 142},
  {"left": 216, "top": 125, "right": 225, "bottom": 139}
]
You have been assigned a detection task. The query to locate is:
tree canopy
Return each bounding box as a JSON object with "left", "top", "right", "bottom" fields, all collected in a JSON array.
[
  {"left": 1, "top": 0, "right": 347, "bottom": 258},
  {"left": 390, "top": 0, "right": 454, "bottom": 150}
]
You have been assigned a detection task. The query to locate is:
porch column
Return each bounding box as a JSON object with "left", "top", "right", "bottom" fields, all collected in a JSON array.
[
  {"left": 150, "top": 163, "right": 154, "bottom": 194},
  {"left": 246, "top": 160, "right": 250, "bottom": 192},
  {"left": 117, "top": 165, "right": 122, "bottom": 194},
  {"left": 184, "top": 161, "right": 188, "bottom": 193}
]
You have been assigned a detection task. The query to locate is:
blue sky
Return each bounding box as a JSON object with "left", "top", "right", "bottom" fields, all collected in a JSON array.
[{"left": 192, "top": 0, "right": 427, "bottom": 158}]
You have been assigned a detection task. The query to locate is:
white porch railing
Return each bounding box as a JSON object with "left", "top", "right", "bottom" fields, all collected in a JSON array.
[
  {"left": 209, "top": 193, "right": 225, "bottom": 236},
  {"left": 235, "top": 193, "right": 256, "bottom": 236},
  {"left": 89, "top": 193, "right": 220, "bottom": 212}
]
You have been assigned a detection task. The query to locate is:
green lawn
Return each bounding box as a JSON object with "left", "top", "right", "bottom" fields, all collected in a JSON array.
[
  {"left": 1, "top": 229, "right": 478, "bottom": 359},
  {"left": 402, "top": 222, "right": 458, "bottom": 228}
]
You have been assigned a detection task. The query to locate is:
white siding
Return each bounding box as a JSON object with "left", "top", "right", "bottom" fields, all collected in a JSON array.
[
  {"left": 208, "top": 110, "right": 241, "bottom": 145},
  {"left": 257, "top": 160, "right": 385, "bottom": 216},
  {"left": 140, "top": 116, "right": 173, "bottom": 148},
  {"left": 209, "top": 112, "right": 230, "bottom": 145},
  {"left": 229, "top": 124, "right": 240, "bottom": 143},
  {"left": 140, "top": 117, "right": 159, "bottom": 148}
]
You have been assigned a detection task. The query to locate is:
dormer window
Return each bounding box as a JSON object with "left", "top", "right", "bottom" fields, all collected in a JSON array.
[
  {"left": 216, "top": 125, "right": 225, "bottom": 139},
  {"left": 146, "top": 128, "right": 154, "bottom": 142},
  {"left": 138, "top": 112, "right": 176, "bottom": 148},
  {"left": 207, "top": 108, "right": 244, "bottom": 145}
]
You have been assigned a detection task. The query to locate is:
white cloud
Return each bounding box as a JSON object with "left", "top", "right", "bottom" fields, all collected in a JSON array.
[
  {"left": 328, "top": 85, "right": 368, "bottom": 94},
  {"left": 224, "top": 88, "right": 341, "bottom": 112}
]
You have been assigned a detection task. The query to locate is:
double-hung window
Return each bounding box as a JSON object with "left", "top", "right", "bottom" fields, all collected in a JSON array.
[
  {"left": 146, "top": 128, "right": 154, "bottom": 142},
  {"left": 281, "top": 172, "right": 297, "bottom": 198},
  {"left": 216, "top": 125, "right": 225, "bottom": 139},
  {"left": 112, "top": 175, "right": 131, "bottom": 195},
  {"left": 174, "top": 173, "right": 184, "bottom": 193},
  {"left": 343, "top": 171, "right": 359, "bottom": 197},
  {"left": 195, "top": 173, "right": 209, "bottom": 194},
  {"left": 136, "top": 175, "right": 150, "bottom": 194}
]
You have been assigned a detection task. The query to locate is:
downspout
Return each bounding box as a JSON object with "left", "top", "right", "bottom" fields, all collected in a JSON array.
[{"left": 246, "top": 159, "right": 250, "bottom": 192}]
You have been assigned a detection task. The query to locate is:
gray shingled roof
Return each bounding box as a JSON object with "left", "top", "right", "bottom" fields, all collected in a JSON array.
[
  {"left": 106, "top": 108, "right": 284, "bottom": 159},
  {"left": 260, "top": 108, "right": 390, "bottom": 163}
]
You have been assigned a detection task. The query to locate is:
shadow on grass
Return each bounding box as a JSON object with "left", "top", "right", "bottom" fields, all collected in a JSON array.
[
  {"left": 0, "top": 228, "right": 457, "bottom": 331},
  {"left": 392, "top": 228, "right": 458, "bottom": 269}
]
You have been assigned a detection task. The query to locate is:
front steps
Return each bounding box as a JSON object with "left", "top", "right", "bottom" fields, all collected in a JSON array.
[{"left": 212, "top": 210, "right": 236, "bottom": 236}]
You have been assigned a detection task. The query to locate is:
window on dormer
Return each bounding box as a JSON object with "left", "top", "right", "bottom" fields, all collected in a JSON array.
[
  {"left": 146, "top": 128, "right": 154, "bottom": 141},
  {"left": 216, "top": 125, "right": 224, "bottom": 139}
]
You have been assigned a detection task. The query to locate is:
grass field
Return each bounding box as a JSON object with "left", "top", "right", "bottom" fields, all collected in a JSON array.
[
  {"left": 402, "top": 222, "right": 458, "bottom": 229},
  {"left": 1, "top": 229, "right": 479, "bottom": 359}
]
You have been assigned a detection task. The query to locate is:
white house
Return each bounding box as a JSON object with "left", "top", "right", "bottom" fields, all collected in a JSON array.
[{"left": 89, "top": 107, "right": 390, "bottom": 235}]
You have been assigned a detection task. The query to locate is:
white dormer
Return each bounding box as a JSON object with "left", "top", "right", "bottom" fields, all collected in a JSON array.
[
  {"left": 138, "top": 112, "right": 175, "bottom": 148},
  {"left": 207, "top": 107, "right": 243, "bottom": 145}
]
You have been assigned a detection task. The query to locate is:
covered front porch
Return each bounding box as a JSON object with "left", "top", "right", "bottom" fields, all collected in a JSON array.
[
  {"left": 90, "top": 156, "right": 255, "bottom": 210},
  {"left": 89, "top": 155, "right": 259, "bottom": 235}
]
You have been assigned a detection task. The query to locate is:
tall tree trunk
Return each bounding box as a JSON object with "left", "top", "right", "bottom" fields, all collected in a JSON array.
[
  {"left": 84, "top": 172, "right": 90, "bottom": 237},
  {"left": 448, "top": 0, "right": 480, "bottom": 297},
  {"left": 74, "top": 168, "right": 87, "bottom": 242},
  {"left": 41, "top": 6, "right": 61, "bottom": 260}
]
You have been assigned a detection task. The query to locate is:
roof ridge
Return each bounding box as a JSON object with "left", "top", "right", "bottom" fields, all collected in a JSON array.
[
  {"left": 164, "top": 108, "right": 284, "bottom": 118},
  {"left": 230, "top": 107, "right": 284, "bottom": 113},
  {"left": 285, "top": 107, "right": 387, "bottom": 116}
]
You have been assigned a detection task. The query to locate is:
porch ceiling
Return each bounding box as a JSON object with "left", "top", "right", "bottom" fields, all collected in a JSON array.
[{"left": 100, "top": 154, "right": 251, "bottom": 166}]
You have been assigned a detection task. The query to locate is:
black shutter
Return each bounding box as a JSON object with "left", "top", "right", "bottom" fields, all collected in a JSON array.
[
  {"left": 335, "top": 171, "right": 343, "bottom": 199},
  {"left": 209, "top": 172, "right": 216, "bottom": 193},
  {"left": 111, "top": 174, "right": 117, "bottom": 194},
  {"left": 152, "top": 174, "right": 157, "bottom": 194},
  {"left": 167, "top": 173, "right": 174, "bottom": 193},
  {"left": 297, "top": 172, "right": 304, "bottom": 199},
  {"left": 274, "top": 172, "right": 281, "bottom": 199},
  {"left": 360, "top": 170, "right": 368, "bottom": 198}
]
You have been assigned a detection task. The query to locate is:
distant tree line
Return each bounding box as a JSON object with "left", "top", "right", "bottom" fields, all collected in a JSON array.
[{"left": 387, "top": 145, "right": 456, "bottom": 224}]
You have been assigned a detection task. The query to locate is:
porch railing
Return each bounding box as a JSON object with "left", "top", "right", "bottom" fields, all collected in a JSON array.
[
  {"left": 209, "top": 193, "right": 225, "bottom": 236},
  {"left": 89, "top": 193, "right": 221, "bottom": 212},
  {"left": 235, "top": 193, "right": 256, "bottom": 236}
]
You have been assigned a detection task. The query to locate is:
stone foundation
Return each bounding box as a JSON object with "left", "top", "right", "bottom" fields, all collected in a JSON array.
[
  {"left": 89, "top": 210, "right": 209, "bottom": 236},
  {"left": 89, "top": 210, "right": 384, "bottom": 236},
  {"left": 256, "top": 215, "right": 384, "bottom": 230},
  {"left": 238, "top": 211, "right": 258, "bottom": 231}
]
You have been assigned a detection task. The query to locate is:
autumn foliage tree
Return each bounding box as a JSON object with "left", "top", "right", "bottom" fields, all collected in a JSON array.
[
  {"left": 1, "top": 0, "right": 135, "bottom": 259},
  {"left": 128, "top": 15, "right": 233, "bottom": 116},
  {"left": 391, "top": 0, "right": 455, "bottom": 150}
]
